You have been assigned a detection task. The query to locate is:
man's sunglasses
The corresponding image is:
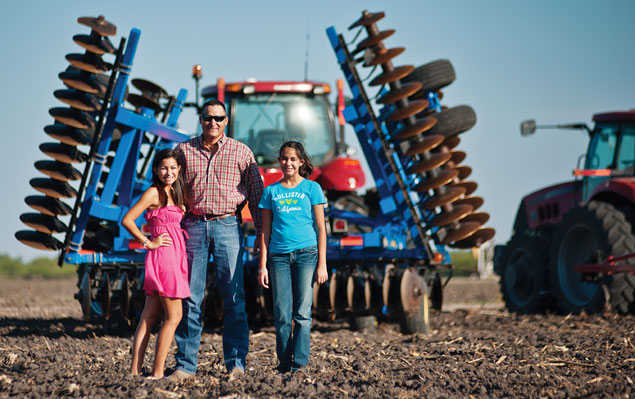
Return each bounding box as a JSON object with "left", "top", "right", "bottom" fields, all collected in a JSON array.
[{"left": 201, "top": 115, "right": 227, "bottom": 122}]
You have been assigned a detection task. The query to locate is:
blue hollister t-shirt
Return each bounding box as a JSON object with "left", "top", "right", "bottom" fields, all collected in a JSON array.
[{"left": 258, "top": 179, "right": 326, "bottom": 254}]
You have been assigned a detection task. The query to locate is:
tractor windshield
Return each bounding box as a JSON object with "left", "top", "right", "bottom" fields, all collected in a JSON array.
[
  {"left": 585, "top": 122, "right": 635, "bottom": 170},
  {"left": 585, "top": 123, "right": 618, "bottom": 169},
  {"left": 583, "top": 122, "right": 635, "bottom": 200},
  {"left": 229, "top": 93, "right": 335, "bottom": 167}
]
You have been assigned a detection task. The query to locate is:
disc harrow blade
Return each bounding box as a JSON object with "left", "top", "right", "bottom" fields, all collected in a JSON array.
[
  {"left": 20, "top": 213, "right": 68, "bottom": 234},
  {"left": 440, "top": 221, "right": 482, "bottom": 245},
  {"left": 59, "top": 70, "right": 106, "bottom": 95},
  {"left": 354, "top": 29, "right": 395, "bottom": 54},
  {"left": 15, "top": 230, "right": 63, "bottom": 251},
  {"left": 413, "top": 168, "right": 458, "bottom": 192},
  {"left": 126, "top": 93, "right": 163, "bottom": 112},
  {"left": 72, "top": 34, "right": 115, "bottom": 54},
  {"left": 131, "top": 78, "right": 168, "bottom": 100},
  {"left": 392, "top": 116, "right": 436, "bottom": 140},
  {"left": 369, "top": 65, "right": 414, "bottom": 86},
  {"left": 65, "top": 53, "right": 113, "bottom": 74},
  {"left": 377, "top": 81, "right": 422, "bottom": 104},
  {"left": 451, "top": 180, "right": 477, "bottom": 196},
  {"left": 78, "top": 271, "right": 91, "bottom": 320},
  {"left": 449, "top": 150, "right": 466, "bottom": 165},
  {"left": 429, "top": 204, "right": 473, "bottom": 227},
  {"left": 29, "top": 177, "right": 78, "bottom": 198},
  {"left": 382, "top": 266, "right": 403, "bottom": 318},
  {"left": 404, "top": 134, "right": 444, "bottom": 157},
  {"left": 453, "top": 165, "right": 472, "bottom": 180},
  {"left": 328, "top": 271, "right": 349, "bottom": 318},
  {"left": 39, "top": 142, "right": 88, "bottom": 163},
  {"left": 453, "top": 196, "right": 484, "bottom": 211},
  {"left": 34, "top": 160, "right": 82, "bottom": 181},
  {"left": 77, "top": 15, "right": 117, "bottom": 36},
  {"left": 386, "top": 99, "right": 429, "bottom": 122},
  {"left": 451, "top": 227, "right": 496, "bottom": 248},
  {"left": 406, "top": 152, "right": 452, "bottom": 175},
  {"left": 400, "top": 268, "right": 425, "bottom": 314},
  {"left": 442, "top": 136, "right": 461, "bottom": 150},
  {"left": 349, "top": 11, "right": 385, "bottom": 29},
  {"left": 119, "top": 272, "right": 132, "bottom": 320},
  {"left": 25, "top": 195, "right": 72, "bottom": 216},
  {"left": 44, "top": 124, "right": 93, "bottom": 146},
  {"left": 460, "top": 212, "right": 490, "bottom": 225},
  {"left": 346, "top": 275, "right": 368, "bottom": 312},
  {"left": 364, "top": 47, "right": 405, "bottom": 67},
  {"left": 422, "top": 186, "right": 466, "bottom": 210},
  {"left": 54, "top": 89, "right": 101, "bottom": 112},
  {"left": 49, "top": 107, "right": 95, "bottom": 129}
]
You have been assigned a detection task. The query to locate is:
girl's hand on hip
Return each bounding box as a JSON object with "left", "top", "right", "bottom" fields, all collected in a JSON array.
[
  {"left": 257, "top": 268, "right": 269, "bottom": 289},
  {"left": 150, "top": 233, "right": 172, "bottom": 249},
  {"left": 315, "top": 265, "right": 328, "bottom": 285}
]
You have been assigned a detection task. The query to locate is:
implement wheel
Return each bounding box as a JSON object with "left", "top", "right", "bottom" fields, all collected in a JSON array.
[
  {"left": 425, "top": 105, "right": 476, "bottom": 139},
  {"left": 402, "top": 59, "right": 456, "bottom": 98},
  {"left": 550, "top": 201, "right": 635, "bottom": 314},
  {"left": 499, "top": 231, "right": 552, "bottom": 313}
]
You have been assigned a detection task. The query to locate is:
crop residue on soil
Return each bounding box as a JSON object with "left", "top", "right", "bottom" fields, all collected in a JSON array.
[{"left": 1, "top": 278, "right": 633, "bottom": 398}]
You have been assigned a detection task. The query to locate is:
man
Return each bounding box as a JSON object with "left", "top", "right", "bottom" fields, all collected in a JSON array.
[{"left": 170, "top": 99, "right": 263, "bottom": 380}]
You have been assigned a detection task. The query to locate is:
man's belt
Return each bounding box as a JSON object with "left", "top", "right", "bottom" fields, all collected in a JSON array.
[{"left": 189, "top": 211, "right": 238, "bottom": 222}]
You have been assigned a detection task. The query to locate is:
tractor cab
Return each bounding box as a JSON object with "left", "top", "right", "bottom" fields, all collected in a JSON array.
[
  {"left": 581, "top": 111, "right": 635, "bottom": 200},
  {"left": 200, "top": 79, "right": 365, "bottom": 193}
]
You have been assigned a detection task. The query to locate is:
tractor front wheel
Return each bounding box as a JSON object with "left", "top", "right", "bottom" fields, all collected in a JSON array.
[{"left": 499, "top": 231, "right": 551, "bottom": 313}]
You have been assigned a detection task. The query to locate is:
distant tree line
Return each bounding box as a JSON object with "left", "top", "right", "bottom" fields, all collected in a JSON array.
[
  {"left": 0, "top": 251, "right": 477, "bottom": 279},
  {"left": 0, "top": 254, "right": 76, "bottom": 279}
]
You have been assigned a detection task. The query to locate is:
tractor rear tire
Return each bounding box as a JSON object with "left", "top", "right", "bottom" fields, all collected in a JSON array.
[
  {"left": 499, "top": 231, "right": 552, "bottom": 313},
  {"left": 425, "top": 105, "right": 477, "bottom": 139},
  {"left": 402, "top": 59, "right": 456, "bottom": 97},
  {"left": 550, "top": 201, "right": 635, "bottom": 314}
]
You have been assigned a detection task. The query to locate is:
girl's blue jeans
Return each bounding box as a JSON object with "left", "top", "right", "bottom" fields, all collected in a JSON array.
[{"left": 268, "top": 245, "right": 317, "bottom": 371}]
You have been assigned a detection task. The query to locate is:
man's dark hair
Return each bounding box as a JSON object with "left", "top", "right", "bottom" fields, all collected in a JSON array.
[{"left": 201, "top": 99, "right": 226, "bottom": 113}]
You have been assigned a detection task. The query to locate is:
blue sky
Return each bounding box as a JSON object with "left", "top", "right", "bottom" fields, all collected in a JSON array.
[{"left": 2, "top": 0, "right": 635, "bottom": 261}]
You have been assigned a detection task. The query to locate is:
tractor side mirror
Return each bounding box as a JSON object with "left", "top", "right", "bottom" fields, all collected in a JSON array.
[{"left": 520, "top": 119, "right": 536, "bottom": 137}]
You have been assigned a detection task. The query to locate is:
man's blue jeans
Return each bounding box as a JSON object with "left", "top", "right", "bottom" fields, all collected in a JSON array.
[
  {"left": 268, "top": 245, "right": 317, "bottom": 371},
  {"left": 174, "top": 215, "right": 249, "bottom": 373}
]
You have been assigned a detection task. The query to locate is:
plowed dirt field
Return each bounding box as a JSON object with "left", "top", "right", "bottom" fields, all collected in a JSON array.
[{"left": 1, "top": 277, "right": 633, "bottom": 398}]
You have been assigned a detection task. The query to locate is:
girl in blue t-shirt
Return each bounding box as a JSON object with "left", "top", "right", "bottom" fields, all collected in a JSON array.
[{"left": 257, "top": 141, "right": 328, "bottom": 373}]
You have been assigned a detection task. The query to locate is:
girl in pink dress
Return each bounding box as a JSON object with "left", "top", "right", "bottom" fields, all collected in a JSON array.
[{"left": 122, "top": 148, "right": 189, "bottom": 379}]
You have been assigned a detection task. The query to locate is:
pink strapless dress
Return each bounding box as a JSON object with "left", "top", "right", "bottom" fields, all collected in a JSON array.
[{"left": 143, "top": 205, "right": 190, "bottom": 298}]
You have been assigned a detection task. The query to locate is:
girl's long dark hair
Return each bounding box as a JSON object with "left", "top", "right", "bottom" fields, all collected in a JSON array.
[
  {"left": 152, "top": 148, "right": 188, "bottom": 209},
  {"left": 279, "top": 141, "right": 313, "bottom": 178}
]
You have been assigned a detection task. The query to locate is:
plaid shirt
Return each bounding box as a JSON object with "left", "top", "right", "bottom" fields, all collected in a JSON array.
[{"left": 176, "top": 135, "right": 263, "bottom": 234}]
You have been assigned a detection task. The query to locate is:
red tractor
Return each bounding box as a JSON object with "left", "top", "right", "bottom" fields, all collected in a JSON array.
[
  {"left": 494, "top": 110, "right": 635, "bottom": 315},
  {"left": 199, "top": 78, "right": 370, "bottom": 228}
]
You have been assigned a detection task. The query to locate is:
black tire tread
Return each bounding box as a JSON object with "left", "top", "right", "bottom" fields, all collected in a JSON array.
[
  {"left": 499, "top": 230, "right": 552, "bottom": 314},
  {"left": 402, "top": 59, "right": 456, "bottom": 97},
  {"left": 550, "top": 201, "right": 635, "bottom": 314},
  {"left": 425, "top": 105, "right": 476, "bottom": 139}
]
